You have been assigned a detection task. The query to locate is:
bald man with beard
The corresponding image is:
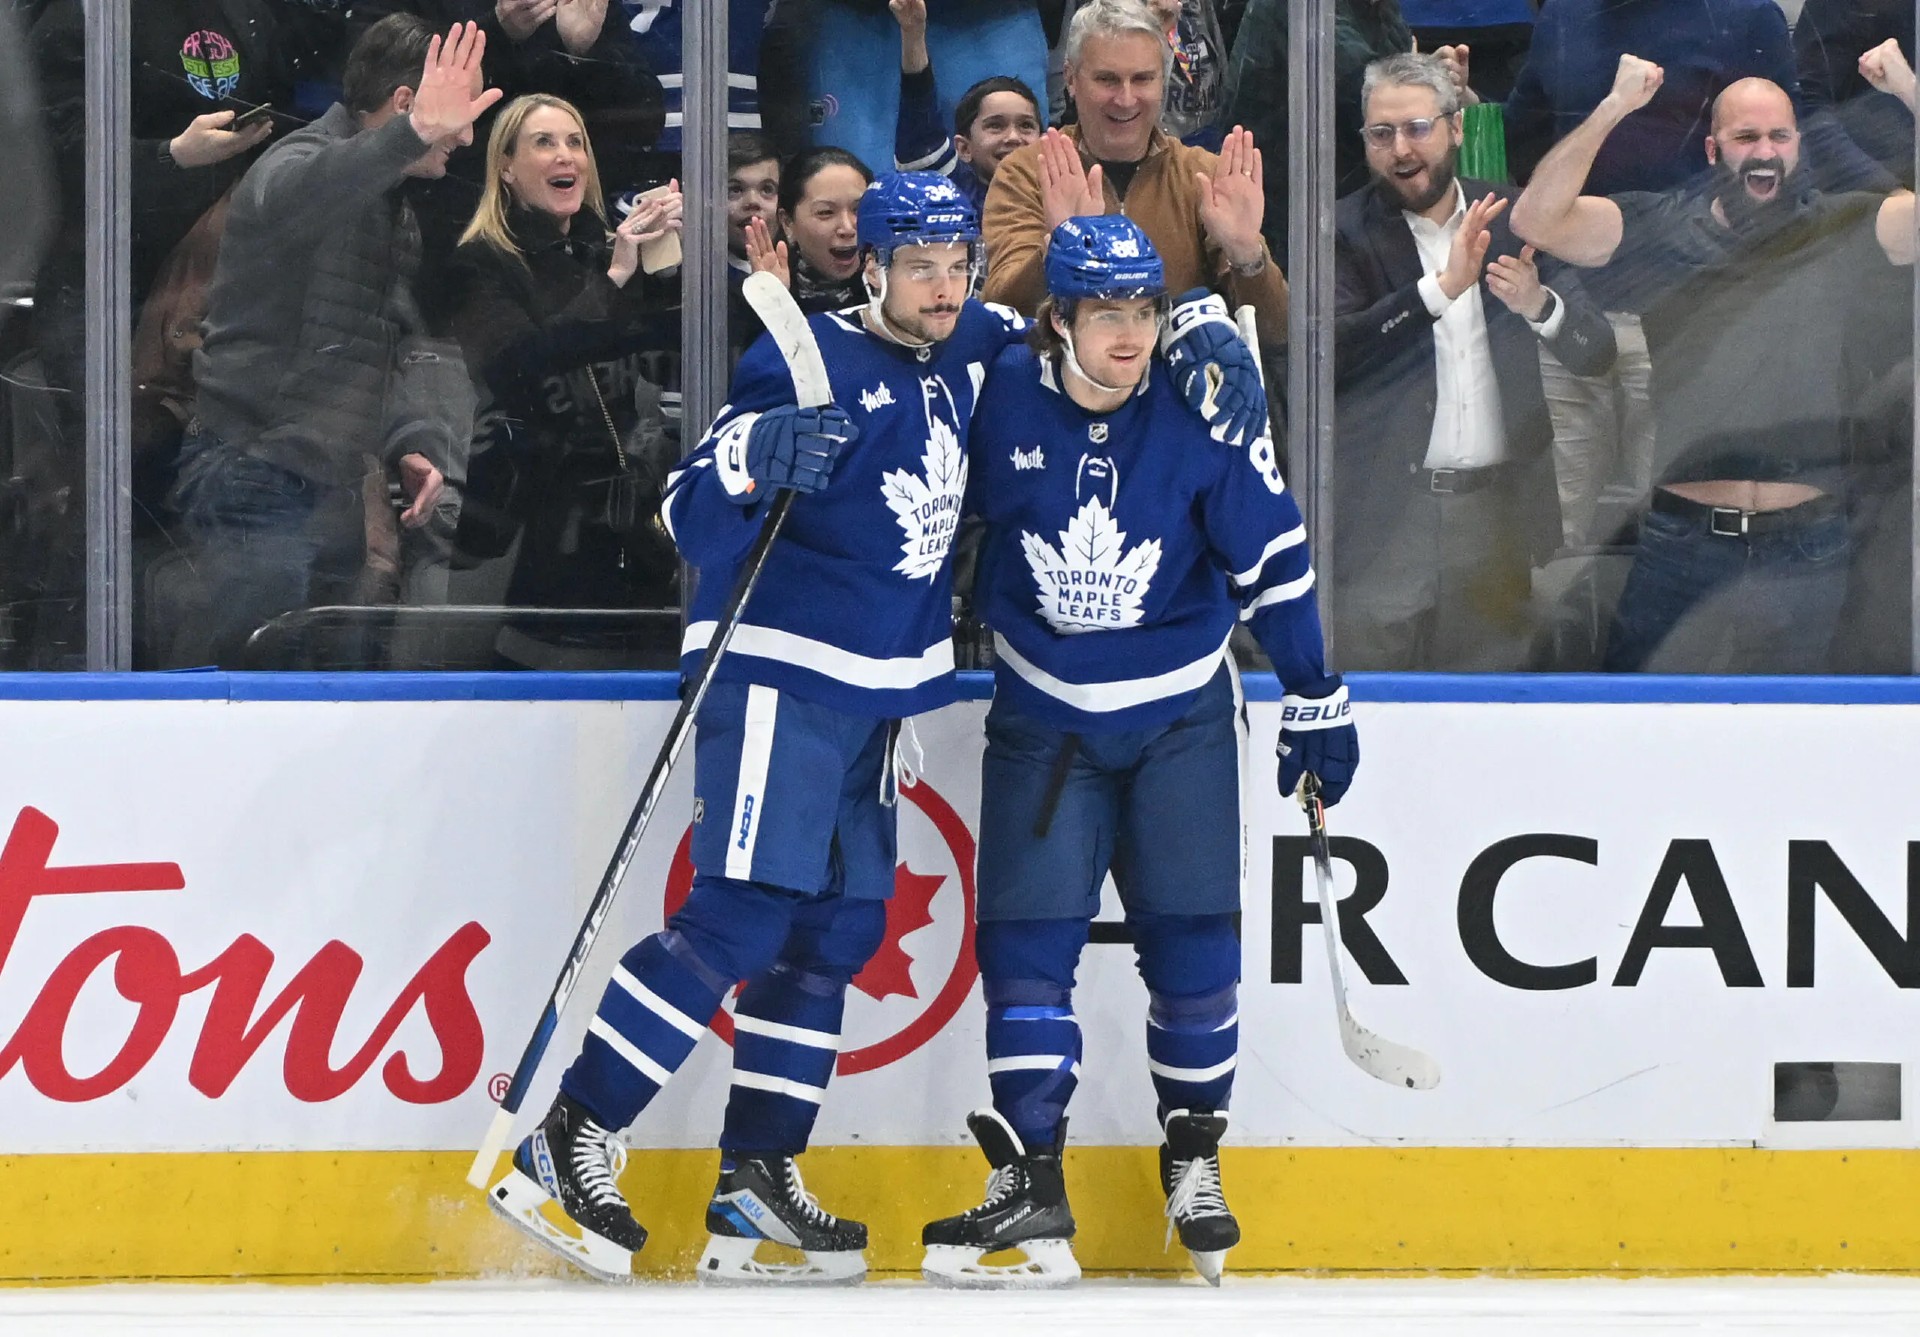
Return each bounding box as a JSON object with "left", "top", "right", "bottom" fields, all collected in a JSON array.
[{"left": 1512, "top": 52, "right": 1918, "bottom": 674}]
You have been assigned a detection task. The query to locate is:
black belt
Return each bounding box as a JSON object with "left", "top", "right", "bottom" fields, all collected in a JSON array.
[
  {"left": 1417, "top": 464, "right": 1508, "bottom": 496},
  {"left": 1649, "top": 488, "right": 1841, "bottom": 538}
]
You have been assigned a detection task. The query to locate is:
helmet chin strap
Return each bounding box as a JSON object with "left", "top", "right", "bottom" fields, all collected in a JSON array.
[
  {"left": 863, "top": 263, "right": 935, "bottom": 349},
  {"left": 1059, "top": 326, "right": 1131, "bottom": 396}
]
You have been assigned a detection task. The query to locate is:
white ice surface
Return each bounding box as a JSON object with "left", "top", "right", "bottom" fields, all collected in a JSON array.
[{"left": 3, "top": 1277, "right": 1920, "bottom": 1336}]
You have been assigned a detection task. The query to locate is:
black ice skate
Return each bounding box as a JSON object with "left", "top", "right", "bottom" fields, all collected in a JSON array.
[
  {"left": 921, "top": 1108, "right": 1079, "bottom": 1288},
  {"left": 699, "top": 1155, "right": 869, "bottom": 1285},
  {"left": 486, "top": 1093, "right": 646, "bottom": 1283},
  {"left": 1160, "top": 1109, "right": 1240, "bottom": 1285}
]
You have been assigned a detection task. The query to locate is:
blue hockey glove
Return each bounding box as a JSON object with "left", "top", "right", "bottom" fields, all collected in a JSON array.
[
  {"left": 1161, "top": 288, "right": 1268, "bottom": 447},
  {"left": 1277, "top": 675, "right": 1358, "bottom": 806},
  {"left": 715, "top": 404, "right": 857, "bottom": 503}
]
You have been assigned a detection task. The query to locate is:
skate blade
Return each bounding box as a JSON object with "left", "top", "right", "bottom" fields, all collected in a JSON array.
[
  {"left": 921, "top": 1239, "right": 1081, "bottom": 1290},
  {"left": 487, "top": 1167, "right": 636, "bottom": 1284},
  {"left": 1187, "top": 1247, "right": 1228, "bottom": 1286},
  {"left": 697, "top": 1232, "right": 867, "bottom": 1286}
]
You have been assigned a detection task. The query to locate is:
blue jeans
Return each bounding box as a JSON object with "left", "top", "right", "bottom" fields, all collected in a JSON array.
[
  {"left": 1603, "top": 500, "right": 1851, "bottom": 674},
  {"left": 166, "top": 426, "right": 358, "bottom": 667},
  {"left": 806, "top": 0, "right": 1049, "bottom": 169}
]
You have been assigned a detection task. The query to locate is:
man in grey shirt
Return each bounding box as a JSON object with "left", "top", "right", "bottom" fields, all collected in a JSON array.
[{"left": 165, "top": 16, "right": 499, "bottom": 667}]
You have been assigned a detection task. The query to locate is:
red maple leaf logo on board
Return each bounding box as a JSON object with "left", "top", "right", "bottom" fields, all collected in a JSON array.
[{"left": 852, "top": 863, "right": 942, "bottom": 1002}]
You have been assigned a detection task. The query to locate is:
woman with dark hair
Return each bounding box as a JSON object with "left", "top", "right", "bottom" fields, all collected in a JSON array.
[
  {"left": 743, "top": 145, "right": 875, "bottom": 312},
  {"left": 447, "top": 92, "right": 685, "bottom": 667}
]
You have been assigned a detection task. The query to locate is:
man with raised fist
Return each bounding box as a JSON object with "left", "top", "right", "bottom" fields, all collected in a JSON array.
[{"left": 1513, "top": 51, "right": 1918, "bottom": 673}]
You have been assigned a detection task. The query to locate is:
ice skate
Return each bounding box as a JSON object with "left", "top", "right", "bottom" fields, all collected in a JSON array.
[
  {"left": 698, "top": 1155, "right": 869, "bottom": 1285},
  {"left": 921, "top": 1109, "right": 1079, "bottom": 1289},
  {"left": 1161, "top": 1109, "right": 1239, "bottom": 1285},
  {"left": 486, "top": 1093, "right": 645, "bottom": 1283}
]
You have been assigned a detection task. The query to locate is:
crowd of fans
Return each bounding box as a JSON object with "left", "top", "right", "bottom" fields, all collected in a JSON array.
[{"left": 0, "top": 0, "right": 1914, "bottom": 673}]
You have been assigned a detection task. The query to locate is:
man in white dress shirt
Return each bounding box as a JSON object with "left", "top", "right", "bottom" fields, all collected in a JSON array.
[{"left": 1331, "top": 52, "right": 1617, "bottom": 670}]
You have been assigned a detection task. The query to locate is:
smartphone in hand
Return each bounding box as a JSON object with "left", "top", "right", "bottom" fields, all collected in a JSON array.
[{"left": 634, "top": 183, "right": 682, "bottom": 274}]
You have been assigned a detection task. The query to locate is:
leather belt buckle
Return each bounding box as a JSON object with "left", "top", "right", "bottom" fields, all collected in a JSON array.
[
  {"left": 1708, "top": 506, "right": 1749, "bottom": 538},
  {"left": 1428, "top": 468, "right": 1459, "bottom": 495}
]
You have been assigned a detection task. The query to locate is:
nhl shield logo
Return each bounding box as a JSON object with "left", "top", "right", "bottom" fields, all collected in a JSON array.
[{"left": 1088, "top": 422, "right": 1109, "bottom": 444}]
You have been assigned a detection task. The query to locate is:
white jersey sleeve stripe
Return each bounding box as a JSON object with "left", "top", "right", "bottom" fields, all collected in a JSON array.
[
  {"left": 683, "top": 620, "right": 955, "bottom": 692},
  {"left": 1230, "top": 524, "right": 1307, "bottom": 588},
  {"left": 994, "top": 632, "right": 1230, "bottom": 714},
  {"left": 1238, "top": 569, "right": 1316, "bottom": 621},
  {"left": 723, "top": 685, "right": 780, "bottom": 881}
]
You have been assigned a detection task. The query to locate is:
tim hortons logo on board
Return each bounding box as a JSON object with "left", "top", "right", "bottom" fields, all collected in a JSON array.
[{"left": 0, "top": 806, "right": 489, "bottom": 1105}]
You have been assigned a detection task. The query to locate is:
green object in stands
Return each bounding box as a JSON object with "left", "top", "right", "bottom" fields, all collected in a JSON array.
[{"left": 1458, "top": 102, "right": 1509, "bottom": 184}]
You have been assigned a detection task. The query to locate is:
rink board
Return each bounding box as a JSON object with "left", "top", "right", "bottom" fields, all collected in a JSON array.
[{"left": 0, "top": 671, "right": 1915, "bottom": 1279}]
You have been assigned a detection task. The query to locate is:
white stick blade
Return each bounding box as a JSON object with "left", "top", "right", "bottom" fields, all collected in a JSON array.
[
  {"left": 741, "top": 271, "right": 832, "bottom": 408},
  {"left": 1339, "top": 1016, "right": 1442, "bottom": 1090}
]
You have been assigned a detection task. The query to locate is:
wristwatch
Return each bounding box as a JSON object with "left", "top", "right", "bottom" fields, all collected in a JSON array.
[
  {"left": 1533, "top": 289, "right": 1560, "bottom": 326},
  {"left": 157, "top": 137, "right": 177, "bottom": 169},
  {"left": 1228, "top": 249, "right": 1268, "bottom": 278}
]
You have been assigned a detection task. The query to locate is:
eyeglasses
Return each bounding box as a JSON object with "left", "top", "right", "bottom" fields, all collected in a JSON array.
[{"left": 1360, "top": 117, "right": 1450, "bottom": 149}]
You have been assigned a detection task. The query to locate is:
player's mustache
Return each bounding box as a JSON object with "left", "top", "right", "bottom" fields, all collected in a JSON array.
[{"left": 922, "top": 305, "right": 962, "bottom": 316}]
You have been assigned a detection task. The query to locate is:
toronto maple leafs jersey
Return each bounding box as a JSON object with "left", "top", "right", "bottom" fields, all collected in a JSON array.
[
  {"left": 972, "top": 345, "right": 1332, "bottom": 734},
  {"left": 665, "top": 302, "right": 1028, "bottom": 718}
]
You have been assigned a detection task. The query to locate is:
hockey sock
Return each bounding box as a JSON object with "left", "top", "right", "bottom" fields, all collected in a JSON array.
[
  {"left": 719, "top": 896, "right": 885, "bottom": 1157},
  {"left": 1146, "top": 981, "right": 1239, "bottom": 1112},
  {"left": 560, "top": 932, "right": 728, "bottom": 1131},
  {"left": 1134, "top": 912, "right": 1240, "bottom": 1113},
  {"left": 560, "top": 876, "right": 799, "bottom": 1131},
  {"left": 984, "top": 977, "right": 1082, "bottom": 1150},
  {"left": 977, "top": 917, "right": 1089, "bottom": 1149},
  {"left": 719, "top": 963, "right": 848, "bottom": 1156}
]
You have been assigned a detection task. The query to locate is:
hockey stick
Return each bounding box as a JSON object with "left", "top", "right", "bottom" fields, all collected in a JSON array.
[
  {"left": 1301, "top": 775, "right": 1442, "bottom": 1090},
  {"left": 466, "top": 273, "right": 832, "bottom": 1190}
]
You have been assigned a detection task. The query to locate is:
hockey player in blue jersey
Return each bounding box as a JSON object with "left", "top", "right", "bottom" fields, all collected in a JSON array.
[
  {"left": 485, "top": 173, "right": 1023, "bottom": 1286},
  {"left": 920, "top": 217, "right": 1360, "bottom": 1289}
]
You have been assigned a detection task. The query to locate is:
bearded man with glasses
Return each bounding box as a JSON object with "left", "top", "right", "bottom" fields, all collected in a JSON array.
[{"left": 1330, "top": 53, "right": 1616, "bottom": 671}]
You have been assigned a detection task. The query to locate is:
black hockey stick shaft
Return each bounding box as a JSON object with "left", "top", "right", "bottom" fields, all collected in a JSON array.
[{"left": 466, "top": 489, "right": 795, "bottom": 1187}]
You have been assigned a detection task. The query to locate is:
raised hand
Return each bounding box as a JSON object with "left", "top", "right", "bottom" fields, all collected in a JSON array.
[
  {"left": 1438, "top": 192, "right": 1506, "bottom": 300},
  {"left": 1196, "top": 125, "right": 1266, "bottom": 269},
  {"left": 1039, "top": 128, "right": 1106, "bottom": 232},
  {"left": 744, "top": 216, "right": 791, "bottom": 288},
  {"left": 1860, "top": 38, "right": 1917, "bottom": 109},
  {"left": 493, "top": 0, "right": 556, "bottom": 42},
  {"left": 168, "top": 109, "right": 273, "bottom": 169},
  {"left": 408, "top": 22, "right": 503, "bottom": 146},
  {"left": 1485, "top": 243, "right": 1548, "bottom": 320},
  {"left": 555, "top": 0, "right": 609, "bottom": 56},
  {"left": 1433, "top": 44, "right": 1480, "bottom": 107},
  {"left": 1606, "top": 54, "right": 1664, "bottom": 115},
  {"left": 889, "top": 0, "right": 930, "bottom": 73}
]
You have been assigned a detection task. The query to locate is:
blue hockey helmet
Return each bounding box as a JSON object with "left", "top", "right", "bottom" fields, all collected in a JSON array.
[
  {"left": 1044, "top": 216, "right": 1165, "bottom": 303},
  {"left": 857, "top": 171, "right": 981, "bottom": 257}
]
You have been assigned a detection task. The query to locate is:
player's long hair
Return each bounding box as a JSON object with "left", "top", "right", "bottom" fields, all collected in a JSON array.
[{"left": 460, "top": 94, "right": 609, "bottom": 263}]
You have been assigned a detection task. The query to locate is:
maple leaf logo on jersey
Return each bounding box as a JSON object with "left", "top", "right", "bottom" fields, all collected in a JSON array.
[
  {"left": 1021, "top": 497, "right": 1162, "bottom": 633},
  {"left": 880, "top": 381, "right": 967, "bottom": 581}
]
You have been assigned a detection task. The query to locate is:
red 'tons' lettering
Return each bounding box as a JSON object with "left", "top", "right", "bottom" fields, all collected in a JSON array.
[{"left": 0, "top": 806, "right": 489, "bottom": 1105}]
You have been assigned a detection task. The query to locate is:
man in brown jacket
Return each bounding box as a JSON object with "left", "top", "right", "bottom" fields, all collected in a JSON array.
[{"left": 982, "top": 0, "right": 1287, "bottom": 334}]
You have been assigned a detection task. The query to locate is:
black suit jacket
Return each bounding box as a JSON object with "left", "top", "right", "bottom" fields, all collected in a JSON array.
[{"left": 1332, "top": 177, "right": 1616, "bottom": 569}]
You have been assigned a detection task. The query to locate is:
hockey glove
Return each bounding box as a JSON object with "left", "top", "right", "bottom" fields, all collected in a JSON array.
[
  {"left": 715, "top": 404, "right": 857, "bottom": 503},
  {"left": 1277, "top": 674, "right": 1358, "bottom": 806},
  {"left": 1161, "top": 288, "right": 1268, "bottom": 447}
]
